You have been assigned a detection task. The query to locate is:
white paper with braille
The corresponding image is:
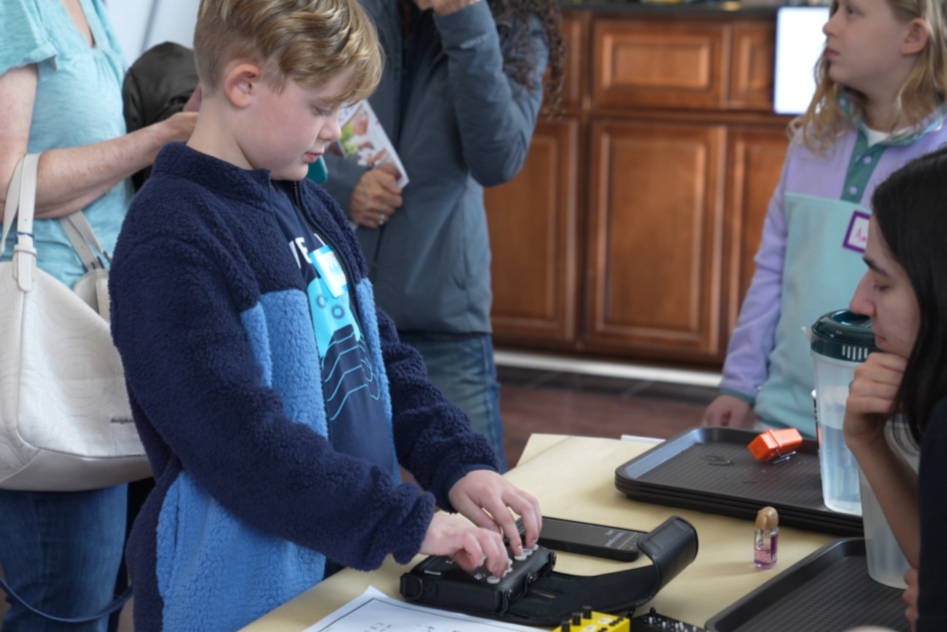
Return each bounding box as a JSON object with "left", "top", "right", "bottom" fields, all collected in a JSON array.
[{"left": 301, "top": 587, "right": 536, "bottom": 632}]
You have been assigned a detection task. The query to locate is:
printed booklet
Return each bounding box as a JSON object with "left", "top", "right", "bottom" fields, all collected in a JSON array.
[{"left": 328, "top": 101, "right": 409, "bottom": 188}]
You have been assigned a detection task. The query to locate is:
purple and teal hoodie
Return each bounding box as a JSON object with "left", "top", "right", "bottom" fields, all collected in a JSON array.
[{"left": 109, "top": 142, "right": 498, "bottom": 632}]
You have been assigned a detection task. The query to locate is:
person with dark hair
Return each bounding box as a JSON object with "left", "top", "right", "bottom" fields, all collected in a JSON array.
[
  {"left": 321, "top": 0, "right": 565, "bottom": 471},
  {"left": 844, "top": 146, "right": 947, "bottom": 631}
]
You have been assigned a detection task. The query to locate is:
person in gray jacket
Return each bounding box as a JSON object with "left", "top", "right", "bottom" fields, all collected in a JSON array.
[{"left": 321, "top": 0, "right": 564, "bottom": 471}]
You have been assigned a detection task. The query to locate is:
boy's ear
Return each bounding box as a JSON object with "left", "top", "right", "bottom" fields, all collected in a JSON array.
[
  {"left": 222, "top": 61, "right": 264, "bottom": 109},
  {"left": 902, "top": 18, "right": 929, "bottom": 56}
]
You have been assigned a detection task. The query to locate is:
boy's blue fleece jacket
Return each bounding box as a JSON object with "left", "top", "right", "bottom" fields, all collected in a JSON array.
[{"left": 109, "top": 142, "right": 499, "bottom": 632}]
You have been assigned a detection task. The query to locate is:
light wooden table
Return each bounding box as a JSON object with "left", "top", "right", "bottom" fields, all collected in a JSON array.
[{"left": 240, "top": 434, "right": 836, "bottom": 631}]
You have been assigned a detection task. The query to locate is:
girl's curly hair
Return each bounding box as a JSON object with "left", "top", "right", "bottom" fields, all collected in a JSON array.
[{"left": 488, "top": 0, "right": 567, "bottom": 117}]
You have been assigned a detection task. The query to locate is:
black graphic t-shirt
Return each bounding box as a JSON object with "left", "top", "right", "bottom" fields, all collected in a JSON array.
[{"left": 269, "top": 182, "right": 392, "bottom": 475}]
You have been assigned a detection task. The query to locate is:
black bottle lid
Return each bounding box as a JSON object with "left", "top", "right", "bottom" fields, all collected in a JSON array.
[{"left": 810, "top": 309, "right": 880, "bottom": 362}]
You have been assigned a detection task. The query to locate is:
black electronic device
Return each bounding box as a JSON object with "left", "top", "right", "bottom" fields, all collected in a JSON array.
[
  {"left": 401, "top": 543, "right": 556, "bottom": 615},
  {"left": 632, "top": 608, "right": 707, "bottom": 632},
  {"left": 516, "top": 516, "right": 644, "bottom": 562},
  {"left": 401, "top": 516, "right": 698, "bottom": 627}
]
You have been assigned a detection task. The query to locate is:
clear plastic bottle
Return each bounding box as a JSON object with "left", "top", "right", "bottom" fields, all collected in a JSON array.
[{"left": 754, "top": 506, "right": 779, "bottom": 568}]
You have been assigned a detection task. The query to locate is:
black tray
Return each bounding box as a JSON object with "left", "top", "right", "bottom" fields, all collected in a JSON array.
[
  {"left": 615, "top": 427, "right": 863, "bottom": 535},
  {"left": 623, "top": 488, "right": 862, "bottom": 537},
  {"left": 705, "top": 538, "right": 909, "bottom": 632}
]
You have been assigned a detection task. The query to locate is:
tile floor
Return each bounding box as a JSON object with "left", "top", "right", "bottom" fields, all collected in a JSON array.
[{"left": 497, "top": 366, "right": 717, "bottom": 466}]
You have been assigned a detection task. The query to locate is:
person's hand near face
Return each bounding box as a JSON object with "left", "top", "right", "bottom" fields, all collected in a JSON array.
[
  {"left": 845, "top": 217, "right": 920, "bottom": 452},
  {"left": 843, "top": 216, "right": 923, "bottom": 570}
]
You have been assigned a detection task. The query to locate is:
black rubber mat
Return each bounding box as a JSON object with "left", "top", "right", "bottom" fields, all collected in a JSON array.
[{"left": 706, "top": 539, "right": 909, "bottom": 632}]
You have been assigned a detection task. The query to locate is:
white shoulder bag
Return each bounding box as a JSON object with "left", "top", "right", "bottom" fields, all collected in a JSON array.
[{"left": 0, "top": 154, "right": 150, "bottom": 491}]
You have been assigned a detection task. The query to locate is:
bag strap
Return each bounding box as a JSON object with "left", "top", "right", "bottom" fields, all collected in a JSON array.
[
  {"left": 1, "top": 154, "right": 40, "bottom": 292},
  {"left": 2, "top": 154, "right": 109, "bottom": 275},
  {"left": 0, "top": 573, "right": 132, "bottom": 624},
  {"left": 60, "top": 212, "right": 108, "bottom": 271}
]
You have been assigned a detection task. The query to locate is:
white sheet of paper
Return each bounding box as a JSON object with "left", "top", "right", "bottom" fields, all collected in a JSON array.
[{"left": 302, "top": 587, "right": 538, "bottom": 632}]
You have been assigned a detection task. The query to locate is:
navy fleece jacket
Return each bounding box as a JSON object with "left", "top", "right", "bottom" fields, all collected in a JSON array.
[{"left": 109, "top": 142, "right": 498, "bottom": 632}]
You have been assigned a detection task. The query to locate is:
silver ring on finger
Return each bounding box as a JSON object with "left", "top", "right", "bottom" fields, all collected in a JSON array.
[{"left": 378, "top": 213, "right": 387, "bottom": 226}]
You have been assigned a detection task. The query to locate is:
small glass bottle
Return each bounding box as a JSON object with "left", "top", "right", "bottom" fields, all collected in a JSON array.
[{"left": 754, "top": 506, "right": 779, "bottom": 568}]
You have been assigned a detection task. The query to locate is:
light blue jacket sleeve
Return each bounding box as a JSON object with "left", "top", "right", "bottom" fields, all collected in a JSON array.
[
  {"left": 719, "top": 141, "right": 797, "bottom": 402},
  {"left": 433, "top": 1, "right": 548, "bottom": 187}
]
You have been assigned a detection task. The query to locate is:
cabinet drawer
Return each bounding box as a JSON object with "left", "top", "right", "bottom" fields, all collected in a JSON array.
[{"left": 593, "top": 20, "right": 728, "bottom": 110}]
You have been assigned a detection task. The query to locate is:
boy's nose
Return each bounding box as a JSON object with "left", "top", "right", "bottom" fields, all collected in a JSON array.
[{"left": 322, "top": 112, "right": 343, "bottom": 143}]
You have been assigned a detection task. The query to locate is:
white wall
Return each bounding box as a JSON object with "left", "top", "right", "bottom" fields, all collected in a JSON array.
[{"left": 104, "top": 0, "right": 201, "bottom": 63}]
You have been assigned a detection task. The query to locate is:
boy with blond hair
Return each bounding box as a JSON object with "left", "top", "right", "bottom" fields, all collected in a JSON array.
[{"left": 108, "top": 1, "right": 541, "bottom": 630}]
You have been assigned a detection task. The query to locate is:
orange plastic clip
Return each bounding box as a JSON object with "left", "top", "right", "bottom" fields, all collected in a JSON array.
[{"left": 748, "top": 428, "right": 803, "bottom": 462}]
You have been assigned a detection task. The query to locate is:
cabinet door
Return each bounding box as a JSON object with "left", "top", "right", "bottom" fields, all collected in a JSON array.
[
  {"left": 728, "top": 21, "right": 776, "bottom": 111},
  {"left": 485, "top": 118, "right": 579, "bottom": 343},
  {"left": 592, "top": 19, "right": 728, "bottom": 110},
  {"left": 587, "top": 120, "right": 726, "bottom": 358},
  {"left": 559, "top": 11, "right": 587, "bottom": 112},
  {"left": 724, "top": 127, "right": 789, "bottom": 334}
]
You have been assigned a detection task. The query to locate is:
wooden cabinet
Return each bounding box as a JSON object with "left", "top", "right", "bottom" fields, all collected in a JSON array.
[
  {"left": 486, "top": 9, "right": 791, "bottom": 366},
  {"left": 587, "top": 120, "right": 725, "bottom": 357},
  {"left": 485, "top": 118, "right": 580, "bottom": 343},
  {"left": 728, "top": 22, "right": 777, "bottom": 111},
  {"left": 592, "top": 20, "right": 728, "bottom": 110},
  {"left": 723, "top": 126, "right": 789, "bottom": 332}
]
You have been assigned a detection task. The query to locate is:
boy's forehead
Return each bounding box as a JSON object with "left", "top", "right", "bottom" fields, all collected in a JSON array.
[{"left": 296, "top": 68, "right": 357, "bottom": 103}]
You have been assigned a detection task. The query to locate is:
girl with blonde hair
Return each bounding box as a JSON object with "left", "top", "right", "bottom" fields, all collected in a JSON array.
[{"left": 702, "top": 0, "right": 947, "bottom": 437}]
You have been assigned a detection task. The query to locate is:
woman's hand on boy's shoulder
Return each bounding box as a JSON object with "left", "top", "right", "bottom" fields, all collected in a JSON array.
[
  {"left": 844, "top": 352, "right": 906, "bottom": 453},
  {"left": 447, "top": 470, "right": 541, "bottom": 557}
]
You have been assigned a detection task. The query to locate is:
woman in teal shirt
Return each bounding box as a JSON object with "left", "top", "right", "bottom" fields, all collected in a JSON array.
[{"left": 0, "top": 1, "right": 195, "bottom": 629}]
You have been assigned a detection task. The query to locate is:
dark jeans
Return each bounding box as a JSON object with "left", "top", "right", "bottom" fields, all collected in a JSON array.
[
  {"left": 0, "top": 485, "right": 126, "bottom": 632},
  {"left": 399, "top": 332, "right": 508, "bottom": 472}
]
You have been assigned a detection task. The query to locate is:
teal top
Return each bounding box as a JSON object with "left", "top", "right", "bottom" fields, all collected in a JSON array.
[{"left": 0, "top": 0, "right": 131, "bottom": 288}]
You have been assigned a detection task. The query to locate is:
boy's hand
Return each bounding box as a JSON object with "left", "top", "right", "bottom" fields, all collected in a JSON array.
[
  {"left": 903, "top": 567, "right": 919, "bottom": 631},
  {"left": 350, "top": 163, "right": 402, "bottom": 229},
  {"left": 421, "top": 512, "right": 509, "bottom": 576},
  {"left": 447, "top": 470, "right": 541, "bottom": 557},
  {"left": 701, "top": 394, "right": 752, "bottom": 428},
  {"left": 844, "top": 353, "right": 905, "bottom": 454}
]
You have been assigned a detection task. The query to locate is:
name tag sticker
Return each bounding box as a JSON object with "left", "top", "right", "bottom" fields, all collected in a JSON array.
[
  {"left": 312, "top": 247, "right": 347, "bottom": 298},
  {"left": 843, "top": 211, "right": 871, "bottom": 253}
]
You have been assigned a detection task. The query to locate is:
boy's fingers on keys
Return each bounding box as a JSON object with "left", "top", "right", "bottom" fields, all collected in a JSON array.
[
  {"left": 510, "top": 490, "right": 542, "bottom": 548},
  {"left": 478, "top": 530, "right": 509, "bottom": 577}
]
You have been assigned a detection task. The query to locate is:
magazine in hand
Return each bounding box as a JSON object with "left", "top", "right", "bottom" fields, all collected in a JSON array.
[{"left": 328, "top": 101, "right": 409, "bottom": 188}]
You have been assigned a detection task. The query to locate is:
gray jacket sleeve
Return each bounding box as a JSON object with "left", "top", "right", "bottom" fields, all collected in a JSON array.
[
  {"left": 321, "top": 153, "right": 369, "bottom": 215},
  {"left": 434, "top": 1, "right": 549, "bottom": 187}
]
